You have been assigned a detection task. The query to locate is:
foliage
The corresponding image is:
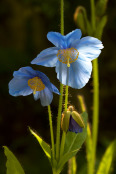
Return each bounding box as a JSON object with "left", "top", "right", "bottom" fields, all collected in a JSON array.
[{"left": 4, "top": 146, "right": 25, "bottom": 174}]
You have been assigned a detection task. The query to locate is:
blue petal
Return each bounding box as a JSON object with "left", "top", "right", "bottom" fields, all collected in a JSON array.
[
  {"left": 56, "top": 60, "right": 92, "bottom": 89},
  {"left": 69, "top": 116, "right": 83, "bottom": 133},
  {"left": 9, "top": 78, "right": 33, "bottom": 96},
  {"left": 39, "top": 87, "right": 53, "bottom": 106},
  {"left": 31, "top": 47, "right": 59, "bottom": 67},
  {"left": 47, "top": 32, "right": 67, "bottom": 49},
  {"left": 71, "top": 36, "right": 104, "bottom": 60},
  {"left": 13, "top": 66, "right": 36, "bottom": 78},
  {"left": 33, "top": 91, "right": 40, "bottom": 101},
  {"left": 65, "top": 29, "right": 82, "bottom": 47},
  {"left": 51, "top": 83, "right": 60, "bottom": 95}
]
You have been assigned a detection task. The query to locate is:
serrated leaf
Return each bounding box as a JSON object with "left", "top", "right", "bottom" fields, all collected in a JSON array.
[
  {"left": 74, "top": 6, "right": 92, "bottom": 35},
  {"left": 96, "top": 0, "right": 108, "bottom": 17},
  {"left": 29, "top": 128, "right": 51, "bottom": 161},
  {"left": 95, "top": 15, "right": 107, "bottom": 39},
  {"left": 64, "top": 112, "right": 88, "bottom": 153},
  {"left": 96, "top": 140, "right": 116, "bottom": 174},
  {"left": 3, "top": 146, "right": 25, "bottom": 174}
]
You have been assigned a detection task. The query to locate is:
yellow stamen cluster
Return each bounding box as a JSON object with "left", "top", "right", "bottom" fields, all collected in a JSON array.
[
  {"left": 28, "top": 77, "right": 45, "bottom": 94},
  {"left": 57, "top": 48, "right": 79, "bottom": 67}
]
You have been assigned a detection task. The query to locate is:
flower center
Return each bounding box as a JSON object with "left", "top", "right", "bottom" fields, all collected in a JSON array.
[
  {"left": 28, "top": 77, "right": 45, "bottom": 94},
  {"left": 57, "top": 48, "right": 79, "bottom": 67}
]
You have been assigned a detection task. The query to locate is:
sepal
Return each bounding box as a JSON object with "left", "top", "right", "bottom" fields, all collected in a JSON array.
[
  {"left": 61, "top": 111, "right": 71, "bottom": 132},
  {"left": 61, "top": 106, "right": 85, "bottom": 133},
  {"left": 72, "top": 111, "right": 85, "bottom": 128}
]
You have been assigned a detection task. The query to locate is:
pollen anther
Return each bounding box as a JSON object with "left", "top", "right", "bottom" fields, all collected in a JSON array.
[
  {"left": 57, "top": 48, "right": 79, "bottom": 67},
  {"left": 28, "top": 77, "right": 45, "bottom": 94}
]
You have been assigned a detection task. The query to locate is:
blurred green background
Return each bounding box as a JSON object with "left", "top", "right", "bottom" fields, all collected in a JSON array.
[{"left": 0, "top": 0, "right": 116, "bottom": 173}]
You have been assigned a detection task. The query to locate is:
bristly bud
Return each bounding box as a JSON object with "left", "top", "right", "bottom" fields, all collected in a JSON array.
[
  {"left": 61, "top": 106, "right": 85, "bottom": 133},
  {"left": 61, "top": 111, "right": 71, "bottom": 132}
]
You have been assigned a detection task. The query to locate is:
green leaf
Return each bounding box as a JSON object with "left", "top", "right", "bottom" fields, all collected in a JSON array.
[
  {"left": 95, "top": 15, "right": 107, "bottom": 39},
  {"left": 74, "top": 6, "right": 92, "bottom": 35},
  {"left": 29, "top": 128, "right": 51, "bottom": 161},
  {"left": 96, "top": 140, "right": 116, "bottom": 174},
  {"left": 64, "top": 112, "right": 88, "bottom": 154},
  {"left": 3, "top": 146, "right": 25, "bottom": 174},
  {"left": 96, "top": 0, "right": 108, "bottom": 17},
  {"left": 57, "top": 150, "right": 78, "bottom": 173}
]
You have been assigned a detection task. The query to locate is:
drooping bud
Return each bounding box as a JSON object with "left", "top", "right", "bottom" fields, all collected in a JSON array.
[{"left": 61, "top": 106, "right": 85, "bottom": 133}]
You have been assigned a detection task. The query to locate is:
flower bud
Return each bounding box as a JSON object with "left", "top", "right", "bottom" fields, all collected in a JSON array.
[
  {"left": 72, "top": 111, "right": 85, "bottom": 128},
  {"left": 61, "top": 106, "right": 85, "bottom": 133}
]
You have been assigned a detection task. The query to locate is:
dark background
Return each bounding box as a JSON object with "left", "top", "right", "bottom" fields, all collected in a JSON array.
[{"left": 0, "top": 0, "right": 116, "bottom": 173}]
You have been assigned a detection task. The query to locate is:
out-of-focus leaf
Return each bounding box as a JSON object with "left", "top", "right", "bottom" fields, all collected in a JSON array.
[
  {"left": 74, "top": 6, "right": 92, "bottom": 35},
  {"left": 96, "top": 0, "right": 108, "bottom": 17},
  {"left": 86, "top": 124, "right": 93, "bottom": 174},
  {"left": 64, "top": 112, "right": 88, "bottom": 153},
  {"left": 77, "top": 95, "right": 93, "bottom": 174},
  {"left": 96, "top": 140, "right": 116, "bottom": 174},
  {"left": 95, "top": 15, "right": 107, "bottom": 39},
  {"left": 4, "top": 146, "right": 25, "bottom": 174},
  {"left": 29, "top": 128, "right": 51, "bottom": 161},
  {"left": 68, "top": 156, "right": 77, "bottom": 174}
]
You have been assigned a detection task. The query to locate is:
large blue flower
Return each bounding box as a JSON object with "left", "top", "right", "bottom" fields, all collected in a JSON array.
[
  {"left": 9, "top": 66, "right": 60, "bottom": 106},
  {"left": 31, "top": 29, "right": 104, "bottom": 89}
]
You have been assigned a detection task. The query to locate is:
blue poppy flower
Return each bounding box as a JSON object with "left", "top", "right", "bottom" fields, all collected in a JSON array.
[
  {"left": 31, "top": 29, "right": 104, "bottom": 89},
  {"left": 9, "top": 66, "right": 60, "bottom": 106}
]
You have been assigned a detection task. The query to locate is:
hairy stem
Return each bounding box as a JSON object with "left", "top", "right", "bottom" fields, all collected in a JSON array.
[
  {"left": 48, "top": 105, "right": 55, "bottom": 159},
  {"left": 56, "top": 0, "right": 64, "bottom": 161}
]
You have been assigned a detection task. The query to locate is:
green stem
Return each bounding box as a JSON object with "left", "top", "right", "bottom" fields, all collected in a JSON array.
[
  {"left": 60, "top": 131, "right": 66, "bottom": 157},
  {"left": 53, "top": 170, "right": 60, "bottom": 174},
  {"left": 78, "top": 95, "right": 86, "bottom": 112},
  {"left": 90, "top": 0, "right": 99, "bottom": 173},
  {"left": 68, "top": 156, "right": 77, "bottom": 174},
  {"left": 56, "top": 0, "right": 64, "bottom": 161},
  {"left": 56, "top": 83, "right": 63, "bottom": 161},
  {"left": 92, "top": 59, "right": 99, "bottom": 173},
  {"left": 65, "top": 85, "right": 68, "bottom": 111},
  {"left": 60, "top": 67, "right": 69, "bottom": 158},
  {"left": 48, "top": 105, "right": 55, "bottom": 159},
  {"left": 90, "top": 0, "right": 96, "bottom": 33},
  {"left": 60, "top": 0, "right": 64, "bottom": 35}
]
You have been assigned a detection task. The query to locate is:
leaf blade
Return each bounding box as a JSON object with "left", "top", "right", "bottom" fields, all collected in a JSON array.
[
  {"left": 4, "top": 146, "right": 25, "bottom": 174},
  {"left": 57, "top": 150, "right": 78, "bottom": 173},
  {"left": 97, "top": 140, "right": 116, "bottom": 174},
  {"left": 29, "top": 128, "right": 51, "bottom": 161}
]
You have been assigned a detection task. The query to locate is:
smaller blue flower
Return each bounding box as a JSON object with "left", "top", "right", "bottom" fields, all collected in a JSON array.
[{"left": 9, "top": 66, "right": 60, "bottom": 106}]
